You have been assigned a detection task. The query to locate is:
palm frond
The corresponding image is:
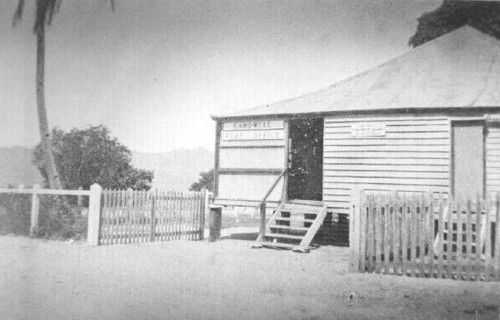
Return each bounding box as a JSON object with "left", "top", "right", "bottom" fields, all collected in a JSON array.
[
  {"left": 11, "top": 0, "right": 25, "bottom": 27},
  {"left": 34, "top": 0, "right": 50, "bottom": 33},
  {"left": 47, "top": 0, "right": 62, "bottom": 26}
]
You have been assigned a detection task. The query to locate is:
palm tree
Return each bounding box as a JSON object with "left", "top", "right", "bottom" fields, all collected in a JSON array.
[{"left": 12, "top": 0, "right": 114, "bottom": 189}]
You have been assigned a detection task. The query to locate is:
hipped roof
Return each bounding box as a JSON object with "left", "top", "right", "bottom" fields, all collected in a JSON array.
[{"left": 212, "top": 26, "right": 500, "bottom": 120}]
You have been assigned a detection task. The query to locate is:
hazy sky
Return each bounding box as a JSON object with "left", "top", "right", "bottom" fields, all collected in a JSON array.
[{"left": 1, "top": 0, "right": 439, "bottom": 153}]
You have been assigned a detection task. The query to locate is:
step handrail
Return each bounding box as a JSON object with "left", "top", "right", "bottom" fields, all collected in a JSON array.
[
  {"left": 257, "top": 167, "right": 288, "bottom": 241},
  {"left": 259, "top": 167, "right": 288, "bottom": 205}
]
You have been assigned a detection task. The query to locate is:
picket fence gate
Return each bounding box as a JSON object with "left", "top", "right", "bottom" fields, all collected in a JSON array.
[
  {"left": 99, "top": 189, "right": 208, "bottom": 245},
  {"left": 348, "top": 189, "right": 500, "bottom": 281}
]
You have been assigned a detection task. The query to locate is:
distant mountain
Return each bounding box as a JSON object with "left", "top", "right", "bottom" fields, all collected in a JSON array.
[
  {"left": 0, "top": 146, "right": 213, "bottom": 191},
  {"left": 0, "top": 146, "right": 43, "bottom": 187},
  {"left": 132, "top": 148, "right": 213, "bottom": 191}
]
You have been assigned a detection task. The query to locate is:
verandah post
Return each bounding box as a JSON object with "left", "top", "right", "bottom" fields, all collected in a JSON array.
[
  {"left": 29, "top": 184, "right": 40, "bottom": 237},
  {"left": 349, "top": 187, "right": 362, "bottom": 273},
  {"left": 87, "top": 183, "right": 102, "bottom": 246}
]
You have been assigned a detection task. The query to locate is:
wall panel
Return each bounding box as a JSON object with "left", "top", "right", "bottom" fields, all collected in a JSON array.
[
  {"left": 323, "top": 116, "right": 451, "bottom": 215},
  {"left": 216, "top": 119, "right": 286, "bottom": 204}
]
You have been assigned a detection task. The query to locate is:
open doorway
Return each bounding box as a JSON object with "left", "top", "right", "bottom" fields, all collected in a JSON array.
[{"left": 287, "top": 118, "right": 324, "bottom": 201}]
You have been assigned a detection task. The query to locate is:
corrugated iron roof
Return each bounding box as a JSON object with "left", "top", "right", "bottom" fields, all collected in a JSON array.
[{"left": 212, "top": 26, "right": 500, "bottom": 119}]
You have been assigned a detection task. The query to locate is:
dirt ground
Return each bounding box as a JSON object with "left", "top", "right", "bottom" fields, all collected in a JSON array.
[{"left": 1, "top": 230, "right": 499, "bottom": 320}]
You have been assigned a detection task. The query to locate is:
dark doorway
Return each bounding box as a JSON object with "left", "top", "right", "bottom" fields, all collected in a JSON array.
[{"left": 287, "top": 118, "right": 323, "bottom": 201}]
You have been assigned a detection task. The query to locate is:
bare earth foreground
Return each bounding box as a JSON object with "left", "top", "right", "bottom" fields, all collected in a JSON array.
[{"left": 1, "top": 231, "right": 499, "bottom": 320}]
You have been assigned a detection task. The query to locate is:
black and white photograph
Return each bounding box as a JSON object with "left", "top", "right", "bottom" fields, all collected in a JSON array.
[{"left": 1, "top": 0, "right": 499, "bottom": 319}]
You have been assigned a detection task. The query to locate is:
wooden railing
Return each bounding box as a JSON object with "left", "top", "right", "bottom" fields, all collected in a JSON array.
[{"left": 257, "top": 168, "right": 288, "bottom": 241}]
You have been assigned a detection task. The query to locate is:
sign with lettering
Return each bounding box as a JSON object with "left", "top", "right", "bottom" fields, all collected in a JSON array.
[
  {"left": 351, "top": 123, "right": 386, "bottom": 137},
  {"left": 223, "top": 120, "right": 284, "bottom": 131},
  {"left": 221, "top": 130, "right": 284, "bottom": 141}
]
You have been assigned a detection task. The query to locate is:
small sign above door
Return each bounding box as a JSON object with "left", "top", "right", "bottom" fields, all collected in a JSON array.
[{"left": 351, "top": 123, "right": 386, "bottom": 137}]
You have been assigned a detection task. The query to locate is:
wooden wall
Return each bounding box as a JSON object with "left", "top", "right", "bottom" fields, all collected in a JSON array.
[
  {"left": 323, "top": 116, "right": 451, "bottom": 215},
  {"left": 216, "top": 119, "right": 286, "bottom": 203},
  {"left": 486, "top": 125, "right": 500, "bottom": 199}
]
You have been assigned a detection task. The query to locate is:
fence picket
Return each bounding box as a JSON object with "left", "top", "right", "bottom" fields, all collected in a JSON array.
[
  {"left": 465, "top": 200, "right": 473, "bottom": 281},
  {"left": 446, "top": 197, "right": 454, "bottom": 279},
  {"left": 495, "top": 193, "right": 500, "bottom": 280},
  {"left": 399, "top": 196, "right": 406, "bottom": 276},
  {"left": 418, "top": 195, "right": 425, "bottom": 277},
  {"left": 475, "top": 196, "right": 482, "bottom": 280},
  {"left": 427, "top": 194, "right": 434, "bottom": 278},
  {"left": 409, "top": 195, "right": 417, "bottom": 277},
  {"left": 391, "top": 193, "right": 398, "bottom": 275},
  {"left": 484, "top": 197, "right": 491, "bottom": 281},
  {"left": 383, "top": 197, "right": 390, "bottom": 274},
  {"left": 455, "top": 200, "right": 464, "bottom": 280},
  {"left": 359, "top": 198, "right": 366, "bottom": 273}
]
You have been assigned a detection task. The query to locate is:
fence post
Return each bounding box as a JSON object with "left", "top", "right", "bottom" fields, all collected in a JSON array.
[
  {"left": 209, "top": 205, "right": 222, "bottom": 242},
  {"left": 29, "top": 184, "right": 40, "bottom": 237},
  {"left": 77, "top": 186, "right": 83, "bottom": 207},
  {"left": 349, "top": 187, "right": 362, "bottom": 273},
  {"left": 87, "top": 183, "right": 102, "bottom": 246}
]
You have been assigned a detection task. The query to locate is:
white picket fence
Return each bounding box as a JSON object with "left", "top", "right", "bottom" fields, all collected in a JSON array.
[
  {"left": 0, "top": 184, "right": 211, "bottom": 246},
  {"left": 349, "top": 189, "right": 500, "bottom": 281}
]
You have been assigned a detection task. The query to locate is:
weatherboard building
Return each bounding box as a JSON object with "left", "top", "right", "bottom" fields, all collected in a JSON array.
[{"left": 210, "top": 26, "right": 500, "bottom": 248}]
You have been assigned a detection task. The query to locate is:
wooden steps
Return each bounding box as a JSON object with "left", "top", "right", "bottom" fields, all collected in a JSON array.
[{"left": 255, "top": 200, "right": 328, "bottom": 252}]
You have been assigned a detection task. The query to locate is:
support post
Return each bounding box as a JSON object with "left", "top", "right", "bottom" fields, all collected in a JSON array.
[
  {"left": 348, "top": 187, "right": 362, "bottom": 273},
  {"left": 209, "top": 205, "right": 222, "bottom": 242},
  {"left": 257, "top": 201, "right": 266, "bottom": 242},
  {"left": 30, "top": 184, "right": 40, "bottom": 237},
  {"left": 87, "top": 183, "right": 102, "bottom": 246}
]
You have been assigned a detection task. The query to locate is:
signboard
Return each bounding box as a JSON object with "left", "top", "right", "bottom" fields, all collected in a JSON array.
[
  {"left": 221, "top": 130, "right": 284, "bottom": 141},
  {"left": 351, "top": 123, "right": 386, "bottom": 137},
  {"left": 223, "top": 120, "right": 283, "bottom": 131}
]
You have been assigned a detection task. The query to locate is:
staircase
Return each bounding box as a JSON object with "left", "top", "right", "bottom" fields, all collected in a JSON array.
[{"left": 255, "top": 199, "right": 328, "bottom": 252}]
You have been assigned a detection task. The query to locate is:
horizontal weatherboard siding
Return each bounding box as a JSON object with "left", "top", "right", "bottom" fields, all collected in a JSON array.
[
  {"left": 487, "top": 126, "right": 500, "bottom": 198},
  {"left": 323, "top": 116, "right": 451, "bottom": 214}
]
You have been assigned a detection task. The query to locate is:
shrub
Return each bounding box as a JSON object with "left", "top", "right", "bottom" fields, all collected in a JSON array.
[
  {"left": 0, "top": 194, "right": 87, "bottom": 240},
  {"left": 0, "top": 194, "right": 31, "bottom": 235}
]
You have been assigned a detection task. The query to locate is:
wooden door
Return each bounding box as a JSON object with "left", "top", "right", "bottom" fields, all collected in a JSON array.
[{"left": 452, "top": 122, "right": 484, "bottom": 200}]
